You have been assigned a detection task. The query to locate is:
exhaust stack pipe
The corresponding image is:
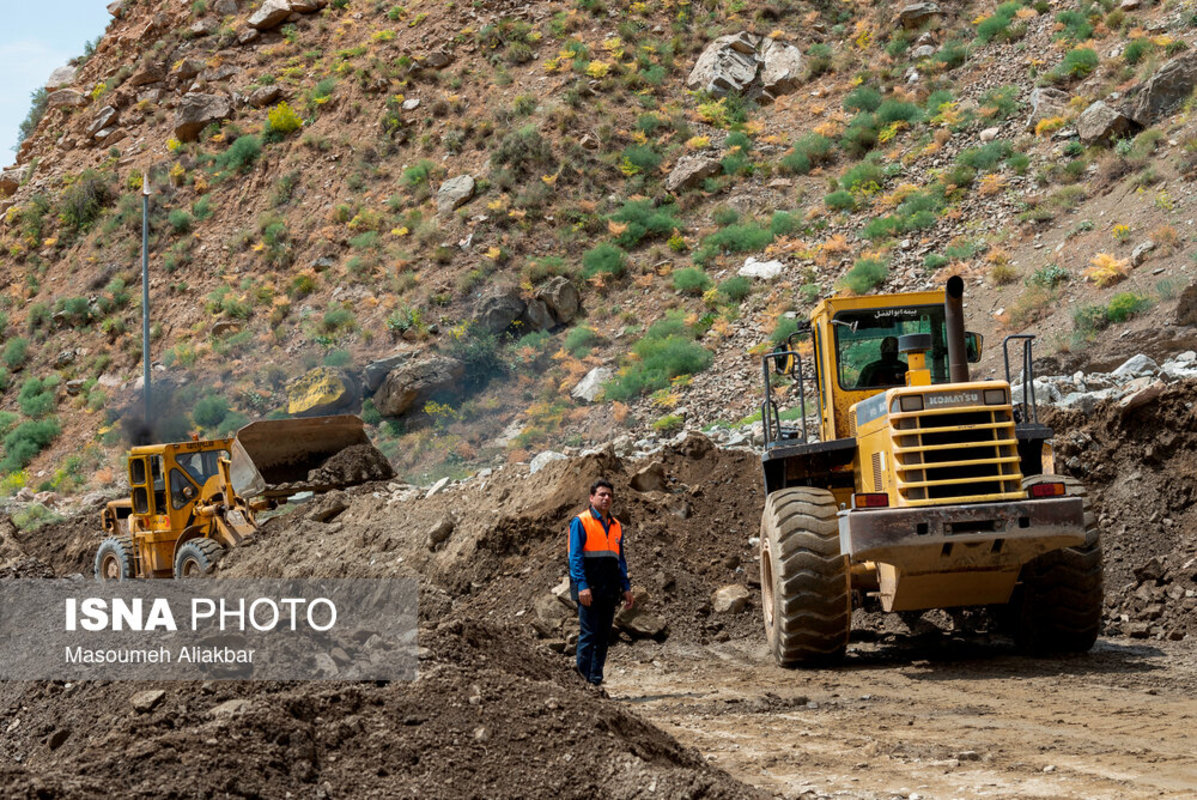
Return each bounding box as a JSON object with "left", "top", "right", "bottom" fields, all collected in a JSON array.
[{"left": 945, "top": 275, "right": 969, "bottom": 383}]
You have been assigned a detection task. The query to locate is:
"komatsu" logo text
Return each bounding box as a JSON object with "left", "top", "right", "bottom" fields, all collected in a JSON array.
[{"left": 925, "top": 391, "right": 980, "bottom": 407}]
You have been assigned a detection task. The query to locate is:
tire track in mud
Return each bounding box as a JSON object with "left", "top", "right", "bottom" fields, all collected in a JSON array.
[{"left": 608, "top": 637, "right": 1197, "bottom": 800}]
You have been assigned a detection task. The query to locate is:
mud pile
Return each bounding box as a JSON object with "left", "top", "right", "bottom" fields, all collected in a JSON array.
[
  {"left": 1046, "top": 379, "right": 1197, "bottom": 640},
  {"left": 305, "top": 443, "right": 396, "bottom": 487},
  {"left": 0, "top": 616, "right": 757, "bottom": 799}
]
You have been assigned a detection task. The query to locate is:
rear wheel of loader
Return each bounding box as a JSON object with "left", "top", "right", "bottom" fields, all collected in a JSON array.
[
  {"left": 174, "top": 539, "right": 225, "bottom": 578},
  {"left": 759, "top": 487, "right": 850, "bottom": 667},
  {"left": 1012, "top": 475, "right": 1104, "bottom": 654},
  {"left": 95, "top": 537, "right": 134, "bottom": 581}
]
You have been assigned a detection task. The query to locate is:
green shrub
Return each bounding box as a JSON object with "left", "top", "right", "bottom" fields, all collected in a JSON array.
[
  {"left": 840, "top": 258, "right": 888, "bottom": 293},
  {"left": 1123, "top": 39, "right": 1152, "bottom": 65},
  {"left": 55, "top": 296, "right": 92, "bottom": 325},
  {"left": 843, "top": 86, "right": 882, "bottom": 113},
  {"left": 718, "top": 275, "right": 752, "bottom": 302},
  {"left": 1, "top": 418, "right": 61, "bottom": 473},
  {"left": 956, "top": 140, "right": 1014, "bottom": 171},
  {"left": 445, "top": 325, "right": 505, "bottom": 390},
  {"left": 564, "top": 325, "right": 599, "bottom": 356},
  {"left": 780, "top": 132, "right": 833, "bottom": 175},
  {"left": 933, "top": 41, "right": 968, "bottom": 69},
  {"left": 1106, "top": 291, "right": 1152, "bottom": 323},
  {"left": 523, "top": 255, "right": 574, "bottom": 284},
  {"left": 978, "top": 85, "right": 1021, "bottom": 120},
  {"left": 18, "top": 377, "right": 55, "bottom": 419},
  {"left": 401, "top": 159, "right": 437, "bottom": 187},
  {"left": 57, "top": 170, "right": 112, "bottom": 234},
  {"left": 323, "top": 348, "right": 352, "bottom": 367},
  {"left": 1072, "top": 304, "right": 1109, "bottom": 338},
  {"left": 840, "top": 113, "right": 880, "bottom": 157},
  {"left": 609, "top": 199, "right": 681, "bottom": 247},
  {"left": 193, "top": 394, "right": 230, "bottom": 429},
  {"left": 1027, "top": 263, "right": 1069, "bottom": 288},
  {"left": 924, "top": 253, "right": 949, "bottom": 270},
  {"left": 693, "top": 222, "right": 773, "bottom": 265},
  {"left": 824, "top": 190, "right": 856, "bottom": 211},
  {"left": 672, "top": 267, "right": 712, "bottom": 295},
  {"left": 215, "top": 135, "right": 262, "bottom": 173},
  {"left": 861, "top": 215, "right": 903, "bottom": 240},
  {"left": 321, "top": 306, "right": 356, "bottom": 332},
  {"left": 11, "top": 504, "right": 64, "bottom": 532},
  {"left": 621, "top": 144, "right": 663, "bottom": 175},
  {"left": 1055, "top": 9, "right": 1093, "bottom": 42},
  {"left": 193, "top": 195, "right": 213, "bottom": 220},
  {"left": 1050, "top": 48, "right": 1099, "bottom": 82},
  {"left": 876, "top": 100, "right": 921, "bottom": 124},
  {"left": 3, "top": 338, "right": 29, "bottom": 370},
  {"left": 841, "top": 157, "right": 884, "bottom": 191},
  {"left": 975, "top": 2, "right": 1023, "bottom": 44},
  {"left": 168, "top": 209, "right": 193, "bottom": 234},
  {"left": 491, "top": 124, "right": 556, "bottom": 177},
  {"left": 604, "top": 326, "right": 713, "bottom": 400},
  {"left": 581, "top": 242, "right": 628, "bottom": 278},
  {"left": 712, "top": 207, "right": 740, "bottom": 226}
]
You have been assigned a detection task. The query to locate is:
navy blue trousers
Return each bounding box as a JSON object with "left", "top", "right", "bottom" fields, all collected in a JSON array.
[{"left": 576, "top": 593, "right": 618, "bottom": 684}]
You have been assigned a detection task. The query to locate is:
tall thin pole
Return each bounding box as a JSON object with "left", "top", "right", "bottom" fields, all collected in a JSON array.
[{"left": 141, "top": 177, "right": 151, "bottom": 429}]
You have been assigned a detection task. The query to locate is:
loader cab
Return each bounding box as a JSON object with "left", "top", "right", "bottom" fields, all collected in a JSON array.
[{"left": 810, "top": 292, "right": 982, "bottom": 442}]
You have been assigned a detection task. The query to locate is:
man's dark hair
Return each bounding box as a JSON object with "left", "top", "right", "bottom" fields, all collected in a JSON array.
[{"left": 590, "top": 479, "right": 614, "bottom": 495}]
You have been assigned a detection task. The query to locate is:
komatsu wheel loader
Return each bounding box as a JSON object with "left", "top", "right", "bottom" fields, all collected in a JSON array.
[
  {"left": 758, "top": 276, "right": 1103, "bottom": 665},
  {"left": 94, "top": 414, "right": 393, "bottom": 580}
]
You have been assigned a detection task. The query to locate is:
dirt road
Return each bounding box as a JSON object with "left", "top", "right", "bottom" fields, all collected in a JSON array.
[{"left": 608, "top": 635, "right": 1197, "bottom": 800}]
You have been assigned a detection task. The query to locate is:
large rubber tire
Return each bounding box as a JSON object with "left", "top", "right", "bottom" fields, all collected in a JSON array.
[
  {"left": 174, "top": 539, "right": 225, "bottom": 578},
  {"left": 759, "top": 487, "right": 851, "bottom": 667},
  {"left": 1012, "top": 475, "right": 1104, "bottom": 654},
  {"left": 95, "top": 537, "right": 135, "bottom": 581}
]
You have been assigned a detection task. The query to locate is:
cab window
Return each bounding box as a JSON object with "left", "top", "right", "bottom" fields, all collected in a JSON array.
[
  {"left": 833, "top": 304, "right": 950, "bottom": 390},
  {"left": 176, "top": 450, "right": 228, "bottom": 485},
  {"left": 170, "top": 468, "right": 198, "bottom": 510}
]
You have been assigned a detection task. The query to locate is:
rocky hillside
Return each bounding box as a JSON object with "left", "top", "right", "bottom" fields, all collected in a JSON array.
[{"left": 2, "top": 0, "right": 1197, "bottom": 507}]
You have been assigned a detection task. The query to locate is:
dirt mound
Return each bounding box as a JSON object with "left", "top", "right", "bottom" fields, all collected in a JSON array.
[
  {"left": 1045, "top": 379, "right": 1197, "bottom": 640},
  {"left": 305, "top": 443, "right": 396, "bottom": 487},
  {"left": 0, "top": 616, "right": 757, "bottom": 800}
]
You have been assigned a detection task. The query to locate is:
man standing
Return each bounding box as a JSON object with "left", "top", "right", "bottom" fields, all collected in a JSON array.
[{"left": 568, "top": 479, "right": 634, "bottom": 686}]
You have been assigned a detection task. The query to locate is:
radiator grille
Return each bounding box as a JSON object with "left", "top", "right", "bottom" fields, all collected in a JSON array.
[
  {"left": 891, "top": 404, "right": 1022, "bottom": 505},
  {"left": 871, "top": 452, "right": 882, "bottom": 491}
]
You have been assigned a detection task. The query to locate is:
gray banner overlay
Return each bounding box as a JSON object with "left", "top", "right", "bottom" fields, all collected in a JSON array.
[{"left": 0, "top": 579, "right": 417, "bottom": 681}]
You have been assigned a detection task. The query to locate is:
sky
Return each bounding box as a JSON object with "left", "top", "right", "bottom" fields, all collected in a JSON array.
[{"left": 0, "top": 1, "right": 113, "bottom": 163}]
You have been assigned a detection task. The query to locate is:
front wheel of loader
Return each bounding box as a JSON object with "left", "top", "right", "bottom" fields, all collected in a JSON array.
[
  {"left": 759, "top": 487, "right": 850, "bottom": 667},
  {"left": 1012, "top": 475, "right": 1104, "bottom": 654},
  {"left": 174, "top": 539, "right": 225, "bottom": 578},
  {"left": 95, "top": 537, "right": 135, "bottom": 581}
]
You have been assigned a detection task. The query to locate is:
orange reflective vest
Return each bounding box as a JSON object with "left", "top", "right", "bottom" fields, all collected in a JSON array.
[{"left": 577, "top": 508, "right": 622, "bottom": 562}]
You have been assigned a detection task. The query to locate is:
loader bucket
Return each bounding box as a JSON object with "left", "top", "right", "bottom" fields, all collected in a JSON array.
[{"left": 230, "top": 415, "right": 380, "bottom": 498}]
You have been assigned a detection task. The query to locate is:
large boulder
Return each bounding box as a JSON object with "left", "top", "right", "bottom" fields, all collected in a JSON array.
[
  {"left": 173, "top": 93, "right": 232, "bottom": 142},
  {"left": 45, "top": 64, "right": 78, "bottom": 90},
  {"left": 472, "top": 285, "right": 525, "bottom": 334},
  {"left": 571, "top": 367, "right": 612, "bottom": 403},
  {"left": 0, "top": 165, "right": 30, "bottom": 196},
  {"left": 1025, "top": 87, "right": 1070, "bottom": 132},
  {"left": 374, "top": 356, "right": 465, "bottom": 417},
  {"left": 1176, "top": 282, "right": 1197, "bottom": 327},
  {"left": 248, "top": 0, "right": 293, "bottom": 30},
  {"left": 757, "top": 37, "right": 804, "bottom": 101},
  {"left": 665, "top": 154, "right": 721, "bottom": 193},
  {"left": 534, "top": 277, "right": 579, "bottom": 325},
  {"left": 87, "top": 106, "right": 118, "bottom": 138},
  {"left": 1122, "top": 51, "right": 1197, "bottom": 126},
  {"left": 46, "top": 89, "right": 87, "bottom": 109},
  {"left": 1076, "top": 101, "right": 1134, "bottom": 144},
  {"left": 686, "top": 33, "right": 803, "bottom": 103},
  {"left": 128, "top": 60, "right": 166, "bottom": 87},
  {"left": 436, "top": 175, "right": 475, "bottom": 214},
  {"left": 286, "top": 367, "right": 357, "bottom": 416},
  {"left": 897, "top": 2, "right": 942, "bottom": 29},
  {"left": 520, "top": 297, "right": 556, "bottom": 331},
  {"left": 362, "top": 351, "right": 414, "bottom": 394}
]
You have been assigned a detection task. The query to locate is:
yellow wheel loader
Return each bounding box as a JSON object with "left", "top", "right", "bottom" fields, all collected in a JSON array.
[
  {"left": 94, "top": 415, "right": 393, "bottom": 580},
  {"left": 758, "top": 276, "right": 1102, "bottom": 665}
]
